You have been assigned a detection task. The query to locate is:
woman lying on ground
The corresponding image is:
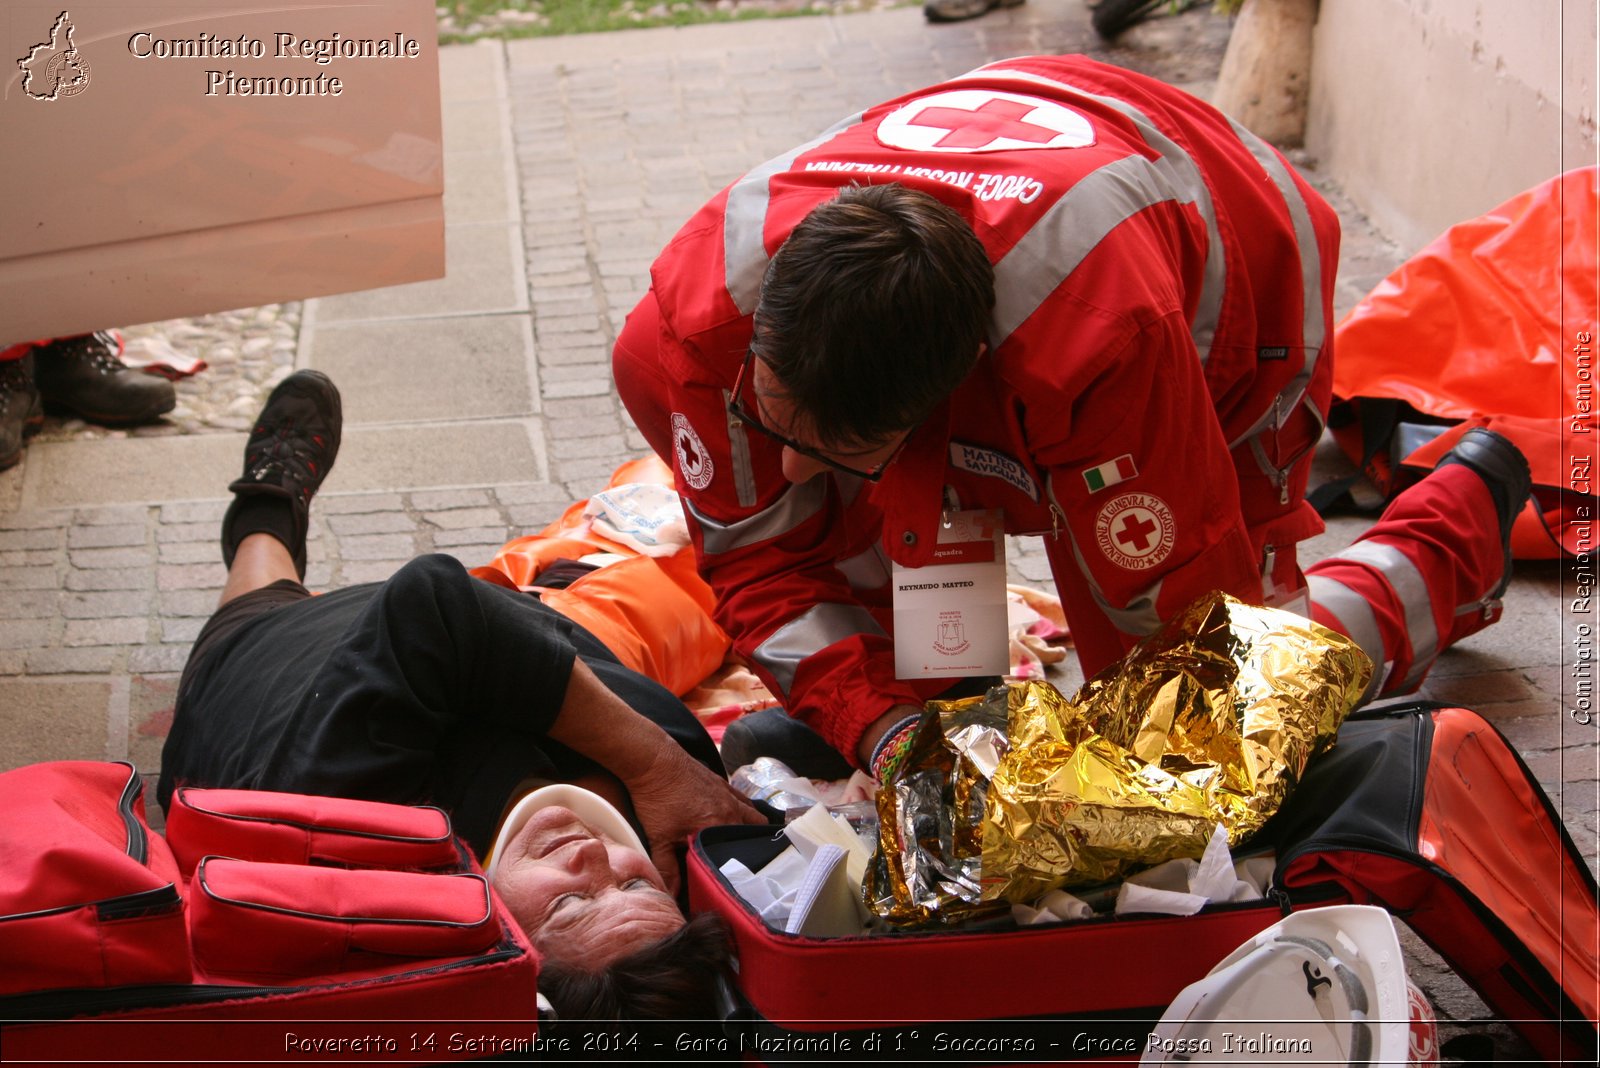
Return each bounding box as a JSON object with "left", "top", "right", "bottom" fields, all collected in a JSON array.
[{"left": 157, "top": 371, "right": 766, "bottom": 1019}]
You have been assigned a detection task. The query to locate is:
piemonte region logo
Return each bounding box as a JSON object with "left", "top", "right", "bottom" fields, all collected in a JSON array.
[{"left": 19, "top": 11, "right": 91, "bottom": 101}]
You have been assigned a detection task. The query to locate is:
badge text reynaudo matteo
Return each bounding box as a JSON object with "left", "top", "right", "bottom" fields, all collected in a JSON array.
[{"left": 127, "top": 31, "right": 424, "bottom": 97}]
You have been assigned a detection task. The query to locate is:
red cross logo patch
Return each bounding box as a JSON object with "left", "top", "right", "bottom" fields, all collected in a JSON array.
[
  {"left": 1094, "top": 492, "right": 1175, "bottom": 571},
  {"left": 877, "top": 89, "right": 1095, "bottom": 154},
  {"left": 671, "top": 412, "right": 713, "bottom": 491}
]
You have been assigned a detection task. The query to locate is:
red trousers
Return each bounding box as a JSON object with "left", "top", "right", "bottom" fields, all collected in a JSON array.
[{"left": 1305, "top": 463, "right": 1506, "bottom": 700}]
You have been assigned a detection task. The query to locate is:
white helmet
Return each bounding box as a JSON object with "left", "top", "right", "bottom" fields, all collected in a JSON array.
[{"left": 1143, "top": 905, "right": 1438, "bottom": 1065}]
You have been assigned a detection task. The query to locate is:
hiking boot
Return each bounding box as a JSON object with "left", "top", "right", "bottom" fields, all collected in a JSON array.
[
  {"left": 221, "top": 370, "right": 342, "bottom": 579},
  {"left": 32, "top": 332, "right": 176, "bottom": 426},
  {"left": 1436, "top": 428, "right": 1531, "bottom": 601},
  {"left": 0, "top": 354, "right": 43, "bottom": 471},
  {"left": 924, "top": 0, "right": 1024, "bottom": 21}
]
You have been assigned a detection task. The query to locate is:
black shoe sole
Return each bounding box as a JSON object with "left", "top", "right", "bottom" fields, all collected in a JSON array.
[
  {"left": 266, "top": 369, "right": 342, "bottom": 468},
  {"left": 40, "top": 396, "right": 176, "bottom": 426}
]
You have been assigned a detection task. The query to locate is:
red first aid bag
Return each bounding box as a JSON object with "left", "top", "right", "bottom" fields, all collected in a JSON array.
[
  {"left": 188, "top": 859, "right": 501, "bottom": 981},
  {"left": 1, "top": 764, "right": 541, "bottom": 1064},
  {"left": 164, "top": 786, "right": 459, "bottom": 874},
  {"left": 0, "top": 761, "right": 190, "bottom": 995},
  {"left": 689, "top": 703, "right": 1598, "bottom": 1063}
]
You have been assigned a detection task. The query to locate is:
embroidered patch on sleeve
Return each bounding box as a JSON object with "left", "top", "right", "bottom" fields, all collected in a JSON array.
[
  {"left": 1081, "top": 453, "right": 1138, "bottom": 493},
  {"left": 672, "top": 412, "right": 714, "bottom": 491},
  {"left": 949, "top": 441, "right": 1039, "bottom": 501},
  {"left": 1094, "top": 492, "right": 1175, "bottom": 571}
]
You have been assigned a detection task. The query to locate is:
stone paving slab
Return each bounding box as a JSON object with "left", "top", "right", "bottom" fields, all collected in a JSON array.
[
  {"left": 442, "top": 148, "right": 520, "bottom": 226},
  {"left": 14, "top": 418, "right": 547, "bottom": 510},
  {"left": 319, "top": 421, "right": 549, "bottom": 494},
  {"left": 0, "top": 677, "right": 121, "bottom": 766},
  {"left": 18, "top": 434, "right": 243, "bottom": 511},
  {"left": 443, "top": 98, "right": 510, "bottom": 155},
  {"left": 309, "top": 314, "right": 537, "bottom": 422},
  {"left": 437, "top": 37, "right": 505, "bottom": 102}
]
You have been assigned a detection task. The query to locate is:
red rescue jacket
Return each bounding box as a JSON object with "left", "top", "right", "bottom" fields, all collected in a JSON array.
[{"left": 624, "top": 55, "right": 1341, "bottom": 763}]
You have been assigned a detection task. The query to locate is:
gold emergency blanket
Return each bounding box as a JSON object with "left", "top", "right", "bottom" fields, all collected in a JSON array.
[{"left": 867, "top": 592, "right": 1372, "bottom": 926}]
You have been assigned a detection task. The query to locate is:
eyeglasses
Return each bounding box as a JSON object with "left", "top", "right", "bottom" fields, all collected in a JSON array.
[{"left": 725, "top": 348, "right": 911, "bottom": 483}]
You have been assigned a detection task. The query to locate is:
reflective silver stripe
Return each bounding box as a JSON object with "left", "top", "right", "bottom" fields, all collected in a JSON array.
[
  {"left": 1328, "top": 541, "right": 1440, "bottom": 690},
  {"left": 752, "top": 604, "right": 886, "bottom": 696},
  {"left": 837, "top": 544, "right": 891, "bottom": 591},
  {"left": 1066, "top": 534, "right": 1165, "bottom": 637},
  {"left": 1048, "top": 474, "right": 1165, "bottom": 637},
  {"left": 686, "top": 479, "right": 827, "bottom": 556},
  {"left": 1225, "top": 118, "right": 1328, "bottom": 450},
  {"left": 1307, "top": 574, "right": 1387, "bottom": 703},
  {"left": 954, "top": 67, "right": 1225, "bottom": 359},
  {"left": 723, "top": 111, "right": 866, "bottom": 316},
  {"left": 722, "top": 390, "right": 758, "bottom": 509}
]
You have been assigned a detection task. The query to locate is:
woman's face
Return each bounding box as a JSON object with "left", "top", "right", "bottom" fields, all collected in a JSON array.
[{"left": 490, "top": 804, "right": 683, "bottom": 969}]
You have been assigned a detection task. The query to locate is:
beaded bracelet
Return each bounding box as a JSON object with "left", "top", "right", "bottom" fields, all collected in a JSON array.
[{"left": 869, "top": 714, "right": 921, "bottom": 782}]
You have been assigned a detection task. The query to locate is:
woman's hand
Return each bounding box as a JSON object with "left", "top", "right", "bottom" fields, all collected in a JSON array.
[
  {"left": 545, "top": 659, "right": 765, "bottom": 893},
  {"left": 618, "top": 742, "right": 767, "bottom": 894}
]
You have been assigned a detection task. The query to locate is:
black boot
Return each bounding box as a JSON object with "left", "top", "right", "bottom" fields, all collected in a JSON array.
[
  {"left": 0, "top": 354, "right": 43, "bottom": 471},
  {"left": 220, "top": 370, "right": 343, "bottom": 580},
  {"left": 1436, "top": 427, "right": 1532, "bottom": 601},
  {"left": 32, "top": 332, "right": 176, "bottom": 425}
]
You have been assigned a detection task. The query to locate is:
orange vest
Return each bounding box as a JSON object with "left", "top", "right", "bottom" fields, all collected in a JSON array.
[{"left": 471, "top": 457, "right": 730, "bottom": 697}]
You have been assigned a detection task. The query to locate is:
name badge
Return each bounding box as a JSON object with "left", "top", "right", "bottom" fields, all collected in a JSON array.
[{"left": 892, "top": 509, "right": 1009, "bottom": 680}]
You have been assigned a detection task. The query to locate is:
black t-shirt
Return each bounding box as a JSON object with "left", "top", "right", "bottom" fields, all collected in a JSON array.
[{"left": 159, "top": 554, "right": 721, "bottom": 854}]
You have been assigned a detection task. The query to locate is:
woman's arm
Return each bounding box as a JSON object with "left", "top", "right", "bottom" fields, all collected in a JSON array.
[{"left": 546, "top": 660, "right": 766, "bottom": 892}]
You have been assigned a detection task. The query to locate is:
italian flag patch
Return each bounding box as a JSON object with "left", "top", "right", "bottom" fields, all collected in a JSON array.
[{"left": 1082, "top": 454, "right": 1137, "bottom": 493}]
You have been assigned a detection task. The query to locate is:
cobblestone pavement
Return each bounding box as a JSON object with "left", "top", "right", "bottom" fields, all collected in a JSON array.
[
  {"left": 0, "top": 0, "right": 1590, "bottom": 1055},
  {"left": 436, "top": 0, "right": 911, "bottom": 37}
]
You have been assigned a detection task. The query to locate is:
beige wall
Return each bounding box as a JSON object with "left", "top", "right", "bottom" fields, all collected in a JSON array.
[
  {"left": 0, "top": 1, "right": 444, "bottom": 340},
  {"left": 1307, "top": 0, "right": 1597, "bottom": 255}
]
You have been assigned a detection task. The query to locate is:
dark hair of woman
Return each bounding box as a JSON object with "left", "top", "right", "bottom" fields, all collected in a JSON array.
[{"left": 536, "top": 911, "right": 733, "bottom": 1020}]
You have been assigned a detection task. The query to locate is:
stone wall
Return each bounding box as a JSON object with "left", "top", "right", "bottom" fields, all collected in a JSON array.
[{"left": 1306, "top": 0, "right": 1597, "bottom": 255}]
